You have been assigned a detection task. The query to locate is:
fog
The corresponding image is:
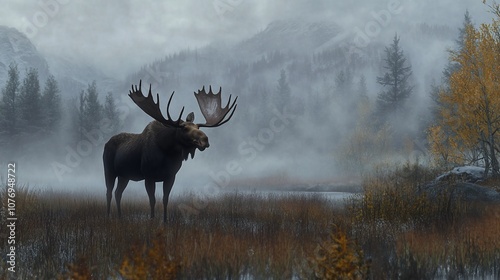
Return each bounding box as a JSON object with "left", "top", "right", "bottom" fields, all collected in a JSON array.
[
  {"left": 0, "top": 0, "right": 491, "bottom": 78},
  {"left": 0, "top": 0, "right": 495, "bottom": 196}
]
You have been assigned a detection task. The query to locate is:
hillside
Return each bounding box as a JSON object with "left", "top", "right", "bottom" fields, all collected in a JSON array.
[
  {"left": 0, "top": 25, "right": 119, "bottom": 98},
  {"left": 0, "top": 26, "right": 50, "bottom": 86}
]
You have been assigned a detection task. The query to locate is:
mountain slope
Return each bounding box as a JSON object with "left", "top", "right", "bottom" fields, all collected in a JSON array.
[
  {"left": 0, "top": 26, "right": 50, "bottom": 86},
  {"left": 44, "top": 54, "right": 121, "bottom": 97},
  {"left": 236, "top": 19, "right": 342, "bottom": 56},
  {"left": 0, "top": 25, "right": 121, "bottom": 98}
]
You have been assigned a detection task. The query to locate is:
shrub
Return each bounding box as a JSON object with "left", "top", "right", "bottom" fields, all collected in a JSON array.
[
  {"left": 58, "top": 257, "right": 92, "bottom": 280},
  {"left": 307, "top": 225, "right": 369, "bottom": 280},
  {"left": 118, "top": 230, "right": 180, "bottom": 280}
]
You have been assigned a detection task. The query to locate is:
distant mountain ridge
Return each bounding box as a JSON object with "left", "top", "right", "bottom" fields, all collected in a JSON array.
[
  {"left": 0, "top": 19, "right": 456, "bottom": 101},
  {"left": 0, "top": 26, "right": 50, "bottom": 87},
  {"left": 0, "top": 25, "right": 120, "bottom": 98},
  {"left": 236, "top": 19, "right": 342, "bottom": 56},
  {"left": 45, "top": 53, "right": 121, "bottom": 98}
]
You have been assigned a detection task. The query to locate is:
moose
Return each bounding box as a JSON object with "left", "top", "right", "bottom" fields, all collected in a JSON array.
[{"left": 103, "top": 80, "right": 237, "bottom": 222}]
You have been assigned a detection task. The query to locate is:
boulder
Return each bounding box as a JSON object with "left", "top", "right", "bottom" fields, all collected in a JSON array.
[
  {"left": 423, "top": 166, "right": 500, "bottom": 202},
  {"left": 422, "top": 182, "right": 500, "bottom": 202},
  {"left": 434, "top": 166, "right": 486, "bottom": 183}
]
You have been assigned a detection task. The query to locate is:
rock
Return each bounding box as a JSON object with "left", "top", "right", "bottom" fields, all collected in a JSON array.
[
  {"left": 423, "top": 166, "right": 500, "bottom": 202},
  {"left": 422, "top": 182, "right": 500, "bottom": 202},
  {"left": 435, "top": 166, "right": 486, "bottom": 183}
]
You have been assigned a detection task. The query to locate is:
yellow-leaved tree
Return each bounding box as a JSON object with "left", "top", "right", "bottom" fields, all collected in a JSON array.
[
  {"left": 337, "top": 95, "right": 390, "bottom": 177},
  {"left": 430, "top": 21, "right": 500, "bottom": 176}
]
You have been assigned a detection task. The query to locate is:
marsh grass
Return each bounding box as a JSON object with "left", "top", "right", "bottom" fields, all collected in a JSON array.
[
  {"left": 1, "top": 189, "right": 341, "bottom": 279},
  {"left": 1, "top": 167, "right": 500, "bottom": 279},
  {"left": 346, "top": 163, "right": 500, "bottom": 279}
]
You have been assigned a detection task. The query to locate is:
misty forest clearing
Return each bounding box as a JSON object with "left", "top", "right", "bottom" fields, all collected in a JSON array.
[{"left": 3, "top": 0, "right": 500, "bottom": 279}]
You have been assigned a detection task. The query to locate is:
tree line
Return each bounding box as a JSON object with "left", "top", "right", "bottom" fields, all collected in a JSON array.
[
  {"left": 0, "top": 64, "right": 61, "bottom": 141},
  {"left": 72, "top": 81, "right": 120, "bottom": 144},
  {"left": 339, "top": 8, "right": 500, "bottom": 178},
  {"left": 2, "top": 12, "right": 487, "bottom": 177},
  {"left": 0, "top": 63, "right": 120, "bottom": 159},
  {"left": 337, "top": 31, "right": 417, "bottom": 175}
]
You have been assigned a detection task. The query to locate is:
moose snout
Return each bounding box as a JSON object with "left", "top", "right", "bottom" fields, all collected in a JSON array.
[
  {"left": 195, "top": 138, "right": 209, "bottom": 151},
  {"left": 200, "top": 141, "right": 210, "bottom": 151}
]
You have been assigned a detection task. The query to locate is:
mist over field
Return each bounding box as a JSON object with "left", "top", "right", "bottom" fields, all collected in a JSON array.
[{"left": 0, "top": 0, "right": 494, "bottom": 195}]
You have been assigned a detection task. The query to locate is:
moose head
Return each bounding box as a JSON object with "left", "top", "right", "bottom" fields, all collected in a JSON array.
[{"left": 128, "top": 80, "right": 238, "bottom": 158}]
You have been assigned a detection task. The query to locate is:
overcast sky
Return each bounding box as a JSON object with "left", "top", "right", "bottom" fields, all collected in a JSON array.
[{"left": 0, "top": 0, "right": 493, "bottom": 79}]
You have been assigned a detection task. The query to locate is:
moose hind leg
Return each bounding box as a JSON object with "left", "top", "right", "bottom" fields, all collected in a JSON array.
[
  {"left": 115, "top": 177, "right": 129, "bottom": 218},
  {"left": 145, "top": 180, "right": 156, "bottom": 219},
  {"left": 105, "top": 173, "right": 116, "bottom": 217}
]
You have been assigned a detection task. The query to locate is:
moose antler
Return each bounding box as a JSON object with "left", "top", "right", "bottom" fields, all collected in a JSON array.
[
  {"left": 194, "top": 86, "right": 238, "bottom": 128},
  {"left": 129, "top": 80, "right": 184, "bottom": 127}
]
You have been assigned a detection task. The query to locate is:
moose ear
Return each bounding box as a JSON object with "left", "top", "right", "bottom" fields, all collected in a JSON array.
[{"left": 186, "top": 112, "right": 195, "bottom": 123}]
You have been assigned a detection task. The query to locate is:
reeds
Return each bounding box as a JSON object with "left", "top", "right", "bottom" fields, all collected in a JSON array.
[
  {"left": 0, "top": 190, "right": 340, "bottom": 279},
  {"left": 1, "top": 166, "right": 499, "bottom": 279},
  {"left": 346, "top": 163, "right": 500, "bottom": 279}
]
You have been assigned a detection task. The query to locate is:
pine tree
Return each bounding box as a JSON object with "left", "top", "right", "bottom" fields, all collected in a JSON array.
[
  {"left": 104, "top": 92, "right": 120, "bottom": 135},
  {"left": 41, "top": 75, "right": 61, "bottom": 133},
  {"left": 82, "top": 81, "right": 102, "bottom": 132},
  {"left": 357, "top": 75, "right": 368, "bottom": 100},
  {"left": 335, "top": 69, "right": 353, "bottom": 95},
  {"left": 74, "top": 90, "right": 86, "bottom": 142},
  {"left": 456, "top": 10, "right": 472, "bottom": 51},
  {"left": 443, "top": 10, "right": 473, "bottom": 83},
  {"left": 428, "top": 11, "right": 475, "bottom": 167},
  {"left": 428, "top": 80, "right": 442, "bottom": 122},
  {"left": 72, "top": 81, "right": 104, "bottom": 143},
  {"left": 274, "top": 69, "right": 291, "bottom": 110},
  {"left": 18, "top": 68, "right": 43, "bottom": 133},
  {"left": 0, "top": 63, "right": 20, "bottom": 140},
  {"left": 376, "top": 34, "right": 413, "bottom": 117}
]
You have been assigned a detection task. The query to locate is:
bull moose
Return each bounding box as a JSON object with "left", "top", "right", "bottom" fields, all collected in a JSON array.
[{"left": 103, "top": 80, "right": 237, "bottom": 222}]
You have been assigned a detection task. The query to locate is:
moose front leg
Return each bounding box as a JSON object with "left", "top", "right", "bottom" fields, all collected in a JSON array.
[
  {"left": 115, "top": 177, "right": 129, "bottom": 218},
  {"left": 162, "top": 176, "right": 175, "bottom": 223},
  {"left": 145, "top": 180, "right": 156, "bottom": 219}
]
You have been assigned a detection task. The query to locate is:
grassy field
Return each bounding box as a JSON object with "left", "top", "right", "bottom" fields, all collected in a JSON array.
[{"left": 1, "top": 165, "right": 500, "bottom": 279}]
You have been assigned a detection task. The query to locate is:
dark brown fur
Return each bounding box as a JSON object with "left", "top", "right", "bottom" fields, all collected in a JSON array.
[{"left": 104, "top": 119, "right": 208, "bottom": 222}]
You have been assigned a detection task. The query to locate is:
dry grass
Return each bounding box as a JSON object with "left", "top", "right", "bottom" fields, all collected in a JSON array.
[
  {"left": 346, "top": 163, "right": 500, "bottom": 279},
  {"left": 0, "top": 189, "right": 342, "bottom": 279},
  {"left": 1, "top": 166, "right": 500, "bottom": 279},
  {"left": 394, "top": 204, "right": 500, "bottom": 278}
]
